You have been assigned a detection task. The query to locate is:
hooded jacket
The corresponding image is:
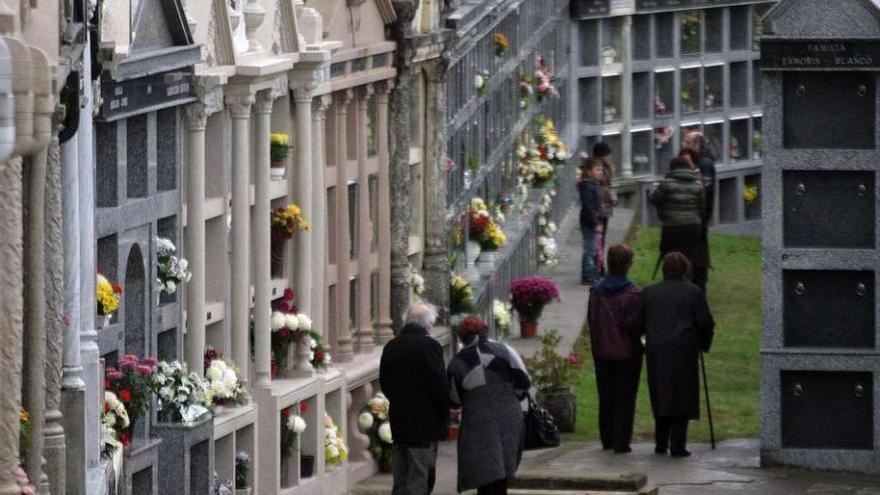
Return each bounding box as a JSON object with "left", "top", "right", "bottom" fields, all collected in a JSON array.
[
  {"left": 649, "top": 168, "right": 706, "bottom": 227},
  {"left": 587, "top": 277, "right": 642, "bottom": 360}
]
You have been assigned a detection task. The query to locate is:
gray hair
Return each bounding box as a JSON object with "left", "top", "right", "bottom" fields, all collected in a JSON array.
[{"left": 404, "top": 302, "right": 438, "bottom": 330}]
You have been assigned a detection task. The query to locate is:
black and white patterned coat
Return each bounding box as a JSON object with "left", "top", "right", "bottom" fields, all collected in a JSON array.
[{"left": 448, "top": 336, "right": 531, "bottom": 492}]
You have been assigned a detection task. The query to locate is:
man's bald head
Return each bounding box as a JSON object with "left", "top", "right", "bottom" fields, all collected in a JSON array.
[{"left": 404, "top": 302, "right": 438, "bottom": 331}]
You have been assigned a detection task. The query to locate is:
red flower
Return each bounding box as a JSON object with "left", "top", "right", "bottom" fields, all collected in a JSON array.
[
  {"left": 281, "top": 406, "right": 291, "bottom": 419},
  {"left": 284, "top": 288, "right": 295, "bottom": 301},
  {"left": 120, "top": 429, "right": 130, "bottom": 447},
  {"left": 103, "top": 401, "right": 110, "bottom": 413},
  {"left": 112, "top": 284, "right": 123, "bottom": 295},
  {"left": 271, "top": 360, "right": 278, "bottom": 379},
  {"left": 141, "top": 356, "right": 158, "bottom": 367},
  {"left": 136, "top": 365, "right": 152, "bottom": 377},
  {"left": 314, "top": 351, "right": 325, "bottom": 362},
  {"left": 277, "top": 301, "right": 290, "bottom": 313},
  {"left": 119, "top": 389, "right": 132, "bottom": 403},
  {"left": 104, "top": 378, "right": 110, "bottom": 389},
  {"left": 567, "top": 354, "right": 579, "bottom": 365},
  {"left": 538, "top": 144, "right": 549, "bottom": 159},
  {"left": 299, "top": 402, "right": 309, "bottom": 413},
  {"left": 277, "top": 328, "right": 291, "bottom": 341}
]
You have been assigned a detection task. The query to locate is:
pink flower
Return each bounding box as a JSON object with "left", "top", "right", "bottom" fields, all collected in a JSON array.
[
  {"left": 136, "top": 365, "right": 153, "bottom": 376},
  {"left": 107, "top": 371, "right": 124, "bottom": 381},
  {"left": 141, "top": 356, "right": 158, "bottom": 367},
  {"left": 567, "top": 354, "right": 579, "bottom": 365}
]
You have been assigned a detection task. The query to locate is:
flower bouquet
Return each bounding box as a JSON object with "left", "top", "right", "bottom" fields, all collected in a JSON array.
[
  {"left": 493, "top": 299, "right": 513, "bottom": 338},
  {"left": 104, "top": 355, "right": 158, "bottom": 443},
  {"left": 152, "top": 360, "right": 211, "bottom": 423},
  {"left": 520, "top": 75, "right": 534, "bottom": 109},
  {"left": 15, "top": 465, "right": 35, "bottom": 495},
  {"left": 270, "top": 133, "right": 291, "bottom": 178},
  {"left": 270, "top": 290, "right": 330, "bottom": 376},
  {"left": 235, "top": 451, "right": 251, "bottom": 494},
  {"left": 493, "top": 32, "right": 509, "bottom": 58},
  {"left": 324, "top": 414, "right": 348, "bottom": 467},
  {"left": 280, "top": 403, "right": 308, "bottom": 459},
  {"left": 534, "top": 56, "right": 558, "bottom": 102},
  {"left": 450, "top": 274, "right": 476, "bottom": 315},
  {"left": 358, "top": 392, "right": 393, "bottom": 472},
  {"left": 474, "top": 70, "right": 489, "bottom": 97},
  {"left": 536, "top": 119, "right": 569, "bottom": 167},
  {"left": 96, "top": 270, "right": 122, "bottom": 328},
  {"left": 509, "top": 276, "right": 560, "bottom": 338},
  {"left": 156, "top": 237, "right": 192, "bottom": 297},
  {"left": 205, "top": 359, "right": 248, "bottom": 409},
  {"left": 101, "top": 391, "right": 130, "bottom": 456},
  {"left": 271, "top": 204, "right": 311, "bottom": 241},
  {"left": 409, "top": 265, "right": 426, "bottom": 301}
]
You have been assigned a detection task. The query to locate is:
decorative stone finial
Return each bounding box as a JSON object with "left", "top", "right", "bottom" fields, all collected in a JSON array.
[{"left": 243, "top": 0, "right": 266, "bottom": 52}]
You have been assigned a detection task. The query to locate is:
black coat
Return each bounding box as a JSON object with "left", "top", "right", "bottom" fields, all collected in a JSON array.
[
  {"left": 379, "top": 324, "right": 450, "bottom": 445},
  {"left": 632, "top": 280, "right": 715, "bottom": 419}
]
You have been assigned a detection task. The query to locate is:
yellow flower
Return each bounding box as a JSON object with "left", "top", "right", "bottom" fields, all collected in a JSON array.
[
  {"left": 97, "top": 274, "right": 120, "bottom": 315},
  {"left": 270, "top": 133, "right": 289, "bottom": 146},
  {"left": 20, "top": 409, "right": 29, "bottom": 425},
  {"left": 743, "top": 185, "right": 759, "bottom": 204},
  {"left": 493, "top": 32, "right": 509, "bottom": 51}
]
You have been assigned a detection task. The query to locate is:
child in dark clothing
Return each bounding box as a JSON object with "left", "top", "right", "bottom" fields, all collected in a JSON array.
[{"left": 578, "top": 157, "right": 606, "bottom": 284}]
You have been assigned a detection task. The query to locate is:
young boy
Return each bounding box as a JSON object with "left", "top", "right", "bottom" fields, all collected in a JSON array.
[{"left": 578, "top": 157, "right": 606, "bottom": 285}]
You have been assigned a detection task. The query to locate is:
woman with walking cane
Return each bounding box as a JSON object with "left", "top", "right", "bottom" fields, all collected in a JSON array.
[{"left": 631, "top": 252, "right": 715, "bottom": 458}]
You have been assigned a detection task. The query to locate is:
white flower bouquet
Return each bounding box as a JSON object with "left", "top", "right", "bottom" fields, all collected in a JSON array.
[
  {"left": 280, "top": 403, "right": 309, "bottom": 458},
  {"left": 324, "top": 414, "right": 348, "bottom": 466},
  {"left": 156, "top": 237, "right": 192, "bottom": 296},
  {"left": 153, "top": 360, "right": 211, "bottom": 423},
  {"left": 493, "top": 299, "right": 512, "bottom": 338},
  {"left": 101, "top": 391, "right": 130, "bottom": 456},
  {"left": 409, "top": 265, "right": 426, "bottom": 300},
  {"left": 204, "top": 359, "right": 248, "bottom": 407},
  {"left": 358, "top": 392, "right": 393, "bottom": 466}
]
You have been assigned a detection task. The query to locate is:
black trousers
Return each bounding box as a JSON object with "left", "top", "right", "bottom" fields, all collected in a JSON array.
[
  {"left": 655, "top": 415, "right": 689, "bottom": 453},
  {"left": 594, "top": 356, "right": 642, "bottom": 451},
  {"left": 477, "top": 479, "right": 508, "bottom": 495}
]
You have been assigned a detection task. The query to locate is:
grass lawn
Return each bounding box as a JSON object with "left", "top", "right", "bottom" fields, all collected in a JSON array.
[{"left": 566, "top": 225, "right": 762, "bottom": 443}]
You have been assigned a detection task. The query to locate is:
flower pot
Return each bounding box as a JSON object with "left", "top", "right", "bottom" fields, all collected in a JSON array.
[
  {"left": 98, "top": 313, "right": 111, "bottom": 329},
  {"left": 379, "top": 457, "right": 393, "bottom": 474},
  {"left": 477, "top": 249, "right": 498, "bottom": 266},
  {"left": 537, "top": 387, "right": 577, "bottom": 433},
  {"left": 300, "top": 455, "right": 315, "bottom": 478},
  {"left": 465, "top": 240, "right": 481, "bottom": 267},
  {"left": 294, "top": 336, "right": 315, "bottom": 376},
  {"left": 271, "top": 162, "right": 286, "bottom": 179},
  {"left": 447, "top": 425, "right": 460, "bottom": 441},
  {"left": 602, "top": 55, "right": 615, "bottom": 65},
  {"left": 520, "top": 320, "right": 539, "bottom": 339}
]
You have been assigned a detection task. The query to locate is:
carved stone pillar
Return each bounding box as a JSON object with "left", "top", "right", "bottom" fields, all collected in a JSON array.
[
  {"left": 356, "top": 85, "right": 374, "bottom": 352},
  {"left": 0, "top": 158, "right": 25, "bottom": 495},
  {"left": 227, "top": 94, "right": 254, "bottom": 383},
  {"left": 44, "top": 136, "right": 66, "bottom": 495},
  {"left": 253, "top": 91, "right": 273, "bottom": 386},
  {"left": 422, "top": 61, "right": 450, "bottom": 317},
  {"left": 388, "top": 68, "right": 413, "bottom": 335},
  {"left": 184, "top": 104, "right": 208, "bottom": 376},
  {"left": 334, "top": 90, "right": 354, "bottom": 362},
  {"left": 376, "top": 83, "right": 394, "bottom": 343},
  {"left": 310, "top": 96, "right": 330, "bottom": 337},
  {"left": 292, "top": 85, "right": 314, "bottom": 319}
]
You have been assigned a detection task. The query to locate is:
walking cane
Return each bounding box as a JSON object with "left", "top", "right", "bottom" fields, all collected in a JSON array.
[{"left": 700, "top": 352, "right": 716, "bottom": 449}]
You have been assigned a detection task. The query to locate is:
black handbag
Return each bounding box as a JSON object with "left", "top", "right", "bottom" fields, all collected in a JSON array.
[{"left": 523, "top": 396, "right": 561, "bottom": 450}]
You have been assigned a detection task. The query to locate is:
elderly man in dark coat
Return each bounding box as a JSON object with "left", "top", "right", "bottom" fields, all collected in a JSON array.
[
  {"left": 632, "top": 252, "right": 715, "bottom": 458},
  {"left": 448, "top": 316, "right": 530, "bottom": 495},
  {"left": 380, "top": 302, "right": 449, "bottom": 495}
]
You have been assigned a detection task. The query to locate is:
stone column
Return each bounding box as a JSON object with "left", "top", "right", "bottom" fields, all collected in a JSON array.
[
  {"left": 356, "top": 85, "right": 374, "bottom": 352},
  {"left": 310, "top": 96, "right": 329, "bottom": 336},
  {"left": 387, "top": 70, "right": 411, "bottom": 335},
  {"left": 422, "top": 61, "right": 450, "bottom": 316},
  {"left": 292, "top": 87, "right": 313, "bottom": 319},
  {"left": 184, "top": 104, "right": 208, "bottom": 375},
  {"left": 227, "top": 94, "right": 254, "bottom": 383},
  {"left": 620, "top": 15, "right": 633, "bottom": 178},
  {"left": 376, "top": 83, "right": 394, "bottom": 342},
  {"left": 253, "top": 91, "right": 273, "bottom": 387},
  {"left": 23, "top": 150, "right": 49, "bottom": 492},
  {"left": 0, "top": 158, "right": 25, "bottom": 495},
  {"left": 334, "top": 90, "right": 354, "bottom": 362},
  {"left": 44, "top": 137, "right": 66, "bottom": 495},
  {"left": 61, "top": 117, "right": 86, "bottom": 495}
]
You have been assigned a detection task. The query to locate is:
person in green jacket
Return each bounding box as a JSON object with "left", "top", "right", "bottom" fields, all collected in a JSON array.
[{"left": 649, "top": 157, "right": 708, "bottom": 291}]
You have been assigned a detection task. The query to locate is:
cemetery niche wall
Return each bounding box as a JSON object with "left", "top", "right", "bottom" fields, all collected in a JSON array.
[{"left": 760, "top": 0, "right": 880, "bottom": 474}]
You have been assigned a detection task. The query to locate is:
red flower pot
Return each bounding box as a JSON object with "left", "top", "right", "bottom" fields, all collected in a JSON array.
[
  {"left": 447, "top": 425, "right": 460, "bottom": 440},
  {"left": 520, "top": 320, "right": 539, "bottom": 339}
]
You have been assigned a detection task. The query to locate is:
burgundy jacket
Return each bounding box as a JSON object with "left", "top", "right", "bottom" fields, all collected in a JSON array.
[{"left": 587, "top": 277, "right": 642, "bottom": 360}]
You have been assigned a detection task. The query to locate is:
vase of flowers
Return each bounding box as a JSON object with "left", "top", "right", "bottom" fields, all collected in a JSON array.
[
  {"left": 270, "top": 133, "right": 290, "bottom": 179},
  {"left": 100, "top": 391, "right": 130, "bottom": 456},
  {"left": 509, "top": 276, "right": 560, "bottom": 338},
  {"left": 96, "top": 271, "right": 122, "bottom": 328},
  {"left": 280, "top": 403, "right": 309, "bottom": 485},
  {"left": 358, "top": 392, "right": 393, "bottom": 472},
  {"left": 204, "top": 358, "right": 248, "bottom": 410},
  {"left": 533, "top": 56, "right": 558, "bottom": 102},
  {"left": 155, "top": 237, "right": 192, "bottom": 299},
  {"left": 493, "top": 299, "right": 512, "bottom": 339},
  {"left": 523, "top": 329, "right": 582, "bottom": 432},
  {"left": 324, "top": 413, "right": 348, "bottom": 468},
  {"left": 153, "top": 360, "right": 211, "bottom": 423},
  {"left": 492, "top": 32, "right": 509, "bottom": 58},
  {"left": 601, "top": 46, "right": 617, "bottom": 65},
  {"left": 450, "top": 274, "right": 475, "bottom": 315},
  {"left": 234, "top": 451, "right": 251, "bottom": 495},
  {"left": 104, "top": 355, "right": 158, "bottom": 445}
]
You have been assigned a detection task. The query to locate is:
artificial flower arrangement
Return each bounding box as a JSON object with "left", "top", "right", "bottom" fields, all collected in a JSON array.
[
  {"left": 270, "top": 133, "right": 291, "bottom": 164},
  {"left": 537, "top": 193, "right": 560, "bottom": 266},
  {"left": 96, "top": 270, "right": 122, "bottom": 322},
  {"left": 235, "top": 451, "right": 251, "bottom": 491},
  {"left": 324, "top": 413, "right": 348, "bottom": 467},
  {"left": 509, "top": 276, "right": 560, "bottom": 324},
  {"left": 271, "top": 203, "right": 311, "bottom": 241},
  {"left": 104, "top": 355, "right": 158, "bottom": 445},
  {"left": 358, "top": 392, "right": 393, "bottom": 470},
  {"left": 533, "top": 56, "right": 558, "bottom": 102},
  {"left": 744, "top": 184, "right": 759, "bottom": 204},
  {"left": 481, "top": 221, "right": 507, "bottom": 251},
  {"left": 15, "top": 465, "right": 36, "bottom": 495},
  {"left": 269, "top": 288, "right": 331, "bottom": 376},
  {"left": 519, "top": 74, "right": 534, "bottom": 109},
  {"left": 468, "top": 197, "right": 508, "bottom": 251},
  {"left": 153, "top": 360, "right": 211, "bottom": 423},
  {"left": 493, "top": 299, "right": 513, "bottom": 338},
  {"left": 409, "top": 265, "right": 426, "bottom": 301},
  {"left": 450, "top": 274, "right": 476, "bottom": 315},
  {"left": 517, "top": 145, "right": 554, "bottom": 187},
  {"left": 205, "top": 358, "right": 248, "bottom": 408},
  {"left": 522, "top": 329, "right": 582, "bottom": 393},
  {"left": 101, "top": 391, "right": 130, "bottom": 456},
  {"left": 280, "top": 403, "right": 308, "bottom": 459},
  {"left": 492, "top": 32, "right": 509, "bottom": 58},
  {"left": 156, "top": 237, "right": 192, "bottom": 296},
  {"left": 474, "top": 70, "right": 489, "bottom": 97},
  {"left": 536, "top": 119, "right": 569, "bottom": 167}
]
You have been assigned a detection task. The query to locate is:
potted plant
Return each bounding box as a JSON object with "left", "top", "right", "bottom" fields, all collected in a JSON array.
[
  {"left": 270, "top": 133, "right": 290, "bottom": 179},
  {"left": 509, "top": 276, "right": 559, "bottom": 338},
  {"left": 204, "top": 358, "right": 248, "bottom": 413},
  {"left": 234, "top": 452, "right": 251, "bottom": 495},
  {"left": 601, "top": 46, "right": 617, "bottom": 65},
  {"left": 523, "top": 329, "right": 582, "bottom": 432},
  {"left": 270, "top": 204, "right": 310, "bottom": 276},
  {"left": 96, "top": 270, "right": 122, "bottom": 328},
  {"left": 357, "top": 392, "right": 393, "bottom": 473}
]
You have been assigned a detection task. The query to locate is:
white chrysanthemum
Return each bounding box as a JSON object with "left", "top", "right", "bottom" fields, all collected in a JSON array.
[
  {"left": 222, "top": 369, "right": 238, "bottom": 390},
  {"left": 206, "top": 365, "right": 223, "bottom": 382},
  {"left": 378, "top": 422, "right": 393, "bottom": 444},
  {"left": 160, "top": 387, "right": 173, "bottom": 400},
  {"left": 271, "top": 311, "right": 287, "bottom": 331},
  {"left": 474, "top": 74, "right": 484, "bottom": 89},
  {"left": 326, "top": 444, "right": 339, "bottom": 460},
  {"left": 298, "top": 314, "right": 312, "bottom": 331},
  {"left": 166, "top": 281, "right": 177, "bottom": 294},
  {"left": 285, "top": 314, "right": 300, "bottom": 331},
  {"left": 358, "top": 412, "right": 374, "bottom": 431},
  {"left": 210, "top": 380, "right": 228, "bottom": 398},
  {"left": 289, "top": 415, "right": 307, "bottom": 434}
]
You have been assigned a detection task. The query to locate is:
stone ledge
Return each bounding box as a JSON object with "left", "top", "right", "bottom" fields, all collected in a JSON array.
[{"left": 510, "top": 469, "right": 649, "bottom": 491}]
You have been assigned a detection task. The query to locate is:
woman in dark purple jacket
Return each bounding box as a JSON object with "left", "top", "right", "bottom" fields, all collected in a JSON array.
[{"left": 587, "top": 244, "right": 642, "bottom": 453}]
